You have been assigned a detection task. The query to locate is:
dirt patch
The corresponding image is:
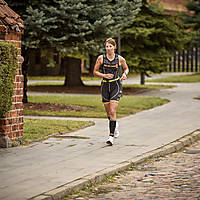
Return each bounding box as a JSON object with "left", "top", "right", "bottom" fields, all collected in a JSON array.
[
  {"left": 28, "top": 85, "right": 152, "bottom": 95},
  {"left": 24, "top": 102, "right": 91, "bottom": 112}
]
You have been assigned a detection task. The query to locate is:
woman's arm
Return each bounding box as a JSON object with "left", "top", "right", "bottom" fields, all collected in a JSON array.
[
  {"left": 119, "top": 56, "right": 129, "bottom": 81},
  {"left": 93, "top": 55, "right": 114, "bottom": 79},
  {"left": 93, "top": 55, "right": 104, "bottom": 78}
]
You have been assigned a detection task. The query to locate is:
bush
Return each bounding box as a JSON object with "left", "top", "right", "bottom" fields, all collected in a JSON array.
[{"left": 0, "top": 42, "right": 18, "bottom": 118}]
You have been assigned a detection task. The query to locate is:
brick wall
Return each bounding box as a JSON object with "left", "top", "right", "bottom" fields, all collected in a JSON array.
[{"left": 0, "top": 32, "right": 24, "bottom": 148}]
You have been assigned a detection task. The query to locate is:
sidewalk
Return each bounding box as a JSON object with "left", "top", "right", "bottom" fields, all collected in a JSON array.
[
  {"left": 0, "top": 79, "right": 200, "bottom": 200},
  {"left": 27, "top": 72, "right": 195, "bottom": 86}
]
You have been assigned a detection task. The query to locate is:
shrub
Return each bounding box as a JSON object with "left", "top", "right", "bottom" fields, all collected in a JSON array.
[{"left": 0, "top": 42, "right": 18, "bottom": 118}]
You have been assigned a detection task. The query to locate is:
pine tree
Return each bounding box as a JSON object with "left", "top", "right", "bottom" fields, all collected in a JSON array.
[
  {"left": 121, "top": 3, "right": 190, "bottom": 84},
  {"left": 86, "top": 0, "right": 142, "bottom": 73},
  {"left": 182, "top": 0, "right": 200, "bottom": 30},
  {"left": 7, "top": 0, "right": 113, "bottom": 88},
  {"left": 6, "top": 0, "right": 142, "bottom": 88},
  {"left": 110, "top": 0, "right": 142, "bottom": 31},
  {"left": 180, "top": 0, "right": 200, "bottom": 46},
  {"left": 24, "top": 0, "right": 92, "bottom": 50}
]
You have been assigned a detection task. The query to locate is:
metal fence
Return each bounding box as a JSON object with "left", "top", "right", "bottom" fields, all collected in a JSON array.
[{"left": 168, "top": 47, "right": 200, "bottom": 72}]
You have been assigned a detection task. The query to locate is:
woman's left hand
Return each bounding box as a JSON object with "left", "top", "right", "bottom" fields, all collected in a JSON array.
[{"left": 120, "top": 73, "right": 127, "bottom": 81}]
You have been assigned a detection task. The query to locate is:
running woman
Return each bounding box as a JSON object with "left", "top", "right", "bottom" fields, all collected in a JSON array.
[{"left": 93, "top": 38, "right": 129, "bottom": 145}]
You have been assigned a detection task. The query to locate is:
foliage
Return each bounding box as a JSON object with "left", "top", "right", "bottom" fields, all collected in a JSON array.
[
  {"left": 110, "top": 0, "right": 142, "bottom": 31},
  {"left": 181, "top": 0, "right": 200, "bottom": 30},
  {"left": 24, "top": 0, "right": 91, "bottom": 51},
  {"left": 6, "top": 0, "right": 142, "bottom": 90},
  {"left": 7, "top": 0, "right": 143, "bottom": 91},
  {"left": 121, "top": 4, "right": 190, "bottom": 84},
  {"left": 7, "top": 0, "right": 142, "bottom": 56},
  {"left": 179, "top": 0, "right": 200, "bottom": 46},
  {"left": 0, "top": 42, "right": 18, "bottom": 118}
]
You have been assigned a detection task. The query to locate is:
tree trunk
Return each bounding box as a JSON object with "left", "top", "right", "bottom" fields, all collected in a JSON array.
[
  {"left": 140, "top": 72, "right": 145, "bottom": 85},
  {"left": 117, "top": 33, "right": 121, "bottom": 54},
  {"left": 22, "top": 49, "right": 29, "bottom": 103},
  {"left": 89, "top": 54, "right": 96, "bottom": 74},
  {"left": 63, "top": 57, "right": 84, "bottom": 87}
]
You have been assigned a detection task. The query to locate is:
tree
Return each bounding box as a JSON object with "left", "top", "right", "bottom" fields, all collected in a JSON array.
[
  {"left": 180, "top": 0, "right": 200, "bottom": 46},
  {"left": 25, "top": 0, "right": 95, "bottom": 87},
  {"left": 181, "top": 0, "right": 200, "bottom": 30},
  {"left": 7, "top": 0, "right": 115, "bottom": 87},
  {"left": 7, "top": 0, "right": 142, "bottom": 97},
  {"left": 121, "top": 3, "right": 190, "bottom": 84},
  {"left": 6, "top": 0, "right": 56, "bottom": 102},
  {"left": 85, "top": 0, "right": 142, "bottom": 74},
  {"left": 110, "top": 0, "right": 142, "bottom": 31}
]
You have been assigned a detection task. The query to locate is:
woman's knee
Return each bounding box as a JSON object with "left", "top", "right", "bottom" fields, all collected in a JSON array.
[{"left": 110, "top": 108, "right": 116, "bottom": 117}]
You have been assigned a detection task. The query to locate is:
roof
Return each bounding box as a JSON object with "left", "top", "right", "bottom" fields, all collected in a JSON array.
[
  {"left": 148, "top": 0, "right": 189, "bottom": 15},
  {"left": 160, "top": 0, "right": 188, "bottom": 14},
  {"left": 0, "top": 0, "right": 24, "bottom": 33}
]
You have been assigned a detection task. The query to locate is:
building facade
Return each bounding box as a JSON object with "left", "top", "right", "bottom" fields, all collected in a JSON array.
[{"left": 0, "top": 0, "right": 24, "bottom": 147}]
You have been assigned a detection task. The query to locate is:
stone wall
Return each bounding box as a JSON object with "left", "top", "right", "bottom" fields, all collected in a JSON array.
[
  {"left": 0, "top": 34, "right": 24, "bottom": 147},
  {"left": 0, "top": 0, "right": 24, "bottom": 147}
]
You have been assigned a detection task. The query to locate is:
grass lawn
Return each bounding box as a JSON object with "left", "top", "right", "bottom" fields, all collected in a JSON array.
[
  {"left": 23, "top": 118, "right": 94, "bottom": 144},
  {"left": 28, "top": 81, "right": 175, "bottom": 90},
  {"left": 28, "top": 82, "right": 64, "bottom": 86},
  {"left": 28, "top": 73, "right": 139, "bottom": 82},
  {"left": 28, "top": 76, "right": 65, "bottom": 81},
  {"left": 123, "top": 84, "right": 174, "bottom": 90},
  {"left": 24, "top": 95, "right": 169, "bottom": 118},
  {"left": 147, "top": 73, "right": 200, "bottom": 83},
  {"left": 28, "top": 75, "right": 101, "bottom": 82}
]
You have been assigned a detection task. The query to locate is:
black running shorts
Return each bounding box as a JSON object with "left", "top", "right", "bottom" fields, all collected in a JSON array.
[{"left": 101, "top": 79, "right": 122, "bottom": 104}]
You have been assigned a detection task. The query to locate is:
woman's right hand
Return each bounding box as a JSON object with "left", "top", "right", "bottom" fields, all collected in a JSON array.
[{"left": 103, "top": 73, "right": 114, "bottom": 79}]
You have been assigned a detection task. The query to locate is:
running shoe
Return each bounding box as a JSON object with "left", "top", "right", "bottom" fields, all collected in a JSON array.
[
  {"left": 106, "top": 136, "right": 114, "bottom": 146},
  {"left": 114, "top": 121, "right": 119, "bottom": 138}
]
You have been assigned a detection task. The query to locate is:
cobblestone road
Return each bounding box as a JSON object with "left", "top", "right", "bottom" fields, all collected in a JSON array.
[{"left": 65, "top": 140, "right": 200, "bottom": 200}]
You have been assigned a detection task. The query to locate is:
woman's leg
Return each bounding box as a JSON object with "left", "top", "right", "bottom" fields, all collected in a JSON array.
[
  {"left": 109, "top": 102, "right": 118, "bottom": 120},
  {"left": 105, "top": 102, "right": 119, "bottom": 145},
  {"left": 107, "top": 102, "right": 118, "bottom": 133},
  {"left": 103, "top": 102, "right": 118, "bottom": 119},
  {"left": 104, "top": 103, "right": 111, "bottom": 119}
]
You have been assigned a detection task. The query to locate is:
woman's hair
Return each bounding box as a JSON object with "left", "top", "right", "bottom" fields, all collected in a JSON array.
[{"left": 105, "top": 38, "right": 117, "bottom": 49}]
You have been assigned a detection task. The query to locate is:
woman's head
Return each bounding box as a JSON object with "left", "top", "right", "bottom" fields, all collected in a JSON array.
[{"left": 105, "top": 38, "right": 117, "bottom": 53}]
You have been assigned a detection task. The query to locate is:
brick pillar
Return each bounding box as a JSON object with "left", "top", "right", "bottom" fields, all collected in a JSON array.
[{"left": 0, "top": 32, "right": 24, "bottom": 148}]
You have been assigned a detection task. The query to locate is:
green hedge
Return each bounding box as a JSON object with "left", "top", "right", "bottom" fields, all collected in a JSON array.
[{"left": 0, "top": 42, "right": 18, "bottom": 118}]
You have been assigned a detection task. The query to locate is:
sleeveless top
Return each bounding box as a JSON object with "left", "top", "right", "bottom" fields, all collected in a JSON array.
[{"left": 102, "top": 54, "right": 120, "bottom": 81}]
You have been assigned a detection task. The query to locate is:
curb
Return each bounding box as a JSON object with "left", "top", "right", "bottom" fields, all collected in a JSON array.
[{"left": 30, "top": 129, "right": 200, "bottom": 200}]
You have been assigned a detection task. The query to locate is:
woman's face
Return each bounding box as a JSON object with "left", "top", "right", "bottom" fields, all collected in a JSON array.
[{"left": 105, "top": 42, "right": 115, "bottom": 54}]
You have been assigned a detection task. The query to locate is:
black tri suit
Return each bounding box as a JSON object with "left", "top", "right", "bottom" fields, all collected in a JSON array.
[{"left": 101, "top": 54, "right": 122, "bottom": 104}]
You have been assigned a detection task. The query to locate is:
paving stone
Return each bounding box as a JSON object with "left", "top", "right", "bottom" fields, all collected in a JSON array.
[{"left": 65, "top": 140, "right": 200, "bottom": 200}]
